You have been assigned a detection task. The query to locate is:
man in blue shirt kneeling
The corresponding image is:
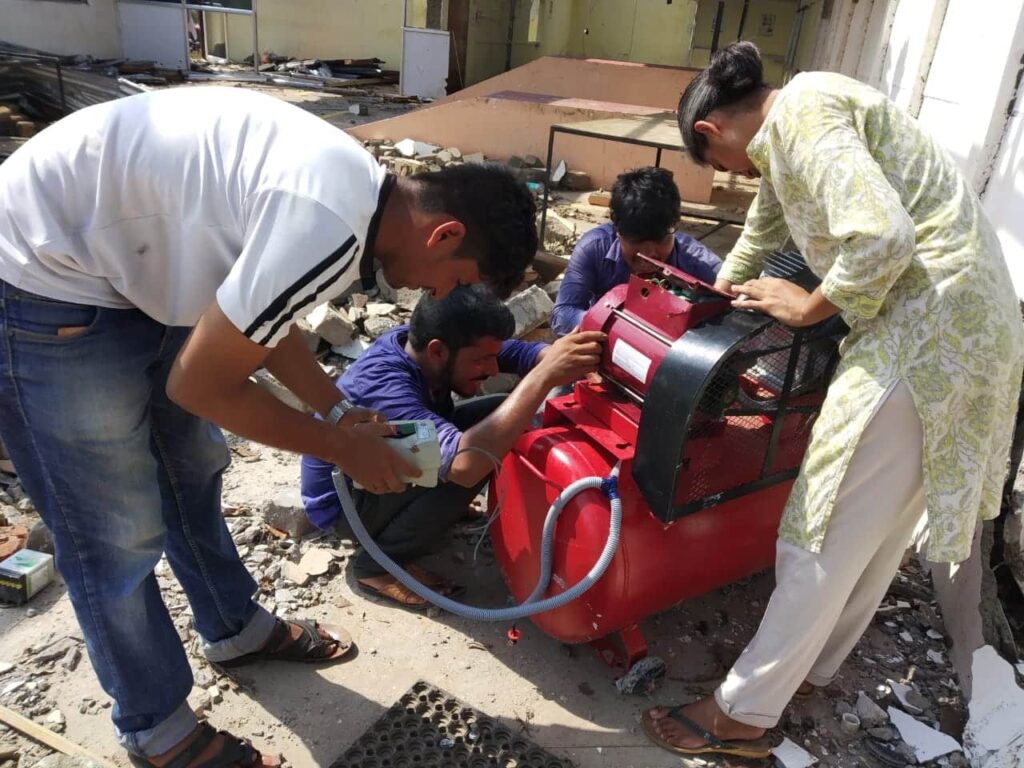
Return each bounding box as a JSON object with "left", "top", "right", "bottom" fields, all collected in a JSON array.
[
  {"left": 551, "top": 167, "right": 722, "bottom": 336},
  {"left": 301, "top": 285, "right": 604, "bottom": 609}
]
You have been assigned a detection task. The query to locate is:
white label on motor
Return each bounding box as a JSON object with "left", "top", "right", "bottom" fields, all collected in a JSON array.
[{"left": 612, "top": 339, "right": 652, "bottom": 383}]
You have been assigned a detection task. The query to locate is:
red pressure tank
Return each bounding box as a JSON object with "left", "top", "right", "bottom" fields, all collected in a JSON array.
[{"left": 489, "top": 254, "right": 842, "bottom": 673}]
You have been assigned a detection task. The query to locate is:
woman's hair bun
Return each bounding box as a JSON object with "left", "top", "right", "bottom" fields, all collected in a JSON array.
[{"left": 706, "top": 41, "right": 764, "bottom": 98}]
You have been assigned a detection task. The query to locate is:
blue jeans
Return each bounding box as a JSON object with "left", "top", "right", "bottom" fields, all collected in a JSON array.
[{"left": 0, "top": 281, "right": 275, "bottom": 757}]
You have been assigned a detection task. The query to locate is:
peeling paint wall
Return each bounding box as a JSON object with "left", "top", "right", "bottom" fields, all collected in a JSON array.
[
  {"left": 0, "top": 0, "right": 121, "bottom": 58},
  {"left": 811, "top": 0, "right": 1024, "bottom": 296}
]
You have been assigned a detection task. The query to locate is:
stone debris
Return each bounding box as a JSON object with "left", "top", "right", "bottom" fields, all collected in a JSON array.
[
  {"left": 550, "top": 159, "right": 567, "bottom": 185},
  {"left": 261, "top": 490, "right": 314, "bottom": 539},
  {"left": 505, "top": 285, "right": 553, "bottom": 338},
  {"left": 332, "top": 338, "right": 371, "bottom": 360},
  {"left": 363, "top": 315, "right": 401, "bottom": 340},
  {"left": 887, "top": 678, "right": 927, "bottom": 715},
  {"left": 348, "top": 103, "right": 369, "bottom": 116},
  {"left": 561, "top": 170, "right": 593, "bottom": 191},
  {"left": 307, "top": 302, "right": 357, "bottom": 346},
  {"left": 856, "top": 690, "right": 890, "bottom": 728},
  {"left": 298, "top": 548, "right": 333, "bottom": 577},
  {"left": 773, "top": 737, "right": 818, "bottom": 768},
  {"left": 44, "top": 708, "right": 66, "bottom": 733},
  {"left": 29, "top": 757, "right": 103, "bottom": 768},
  {"left": 281, "top": 560, "right": 310, "bottom": 587},
  {"left": 365, "top": 302, "right": 397, "bottom": 317},
  {"left": 962, "top": 646, "right": 1024, "bottom": 768},
  {"left": 888, "top": 706, "right": 961, "bottom": 762}
]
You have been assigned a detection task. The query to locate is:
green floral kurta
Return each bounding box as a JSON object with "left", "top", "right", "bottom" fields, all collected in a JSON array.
[{"left": 720, "top": 72, "right": 1024, "bottom": 563}]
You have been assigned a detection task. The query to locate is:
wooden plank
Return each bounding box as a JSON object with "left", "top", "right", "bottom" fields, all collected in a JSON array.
[{"left": 0, "top": 704, "right": 119, "bottom": 768}]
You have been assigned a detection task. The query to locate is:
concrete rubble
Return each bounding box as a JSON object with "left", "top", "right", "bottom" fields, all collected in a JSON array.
[
  {"left": 0, "top": 436, "right": 1018, "bottom": 767},
  {"left": 962, "top": 646, "right": 1024, "bottom": 768}
]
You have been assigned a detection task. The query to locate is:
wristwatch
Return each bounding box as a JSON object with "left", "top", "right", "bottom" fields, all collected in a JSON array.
[{"left": 325, "top": 398, "right": 355, "bottom": 426}]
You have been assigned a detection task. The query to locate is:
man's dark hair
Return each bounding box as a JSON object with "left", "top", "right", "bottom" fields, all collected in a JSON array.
[
  {"left": 609, "top": 167, "right": 682, "bottom": 242},
  {"left": 411, "top": 163, "right": 538, "bottom": 299},
  {"left": 407, "top": 284, "right": 515, "bottom": 354}
]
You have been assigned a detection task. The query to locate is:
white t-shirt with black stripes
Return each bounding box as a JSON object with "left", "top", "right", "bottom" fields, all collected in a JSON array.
[{"left": 0, "top": 86, "right": 385, "bottom": 346}]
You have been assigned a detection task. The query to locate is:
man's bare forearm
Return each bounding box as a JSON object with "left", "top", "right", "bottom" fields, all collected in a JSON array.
[
  {"left": 172, "top": 374, "right": 343, "bottom": 464},
  {"left": 446, "top": 371, "right": 553, "bottom": 487},
  {"left": 263, "top": 327, "right": 345, "bottom": 417}
]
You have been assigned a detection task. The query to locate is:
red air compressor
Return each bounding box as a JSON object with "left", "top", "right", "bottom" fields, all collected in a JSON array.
[{"left": 489, "top": 252, "right": 843, "bottom": 677}]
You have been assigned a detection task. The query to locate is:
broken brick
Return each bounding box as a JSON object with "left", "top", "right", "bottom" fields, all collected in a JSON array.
[
  {"left": 307, "top": 302, "right": 356, "bottom": 346},
  {"left": 505, "top": 285, "right": 554, "bottom": 338}
]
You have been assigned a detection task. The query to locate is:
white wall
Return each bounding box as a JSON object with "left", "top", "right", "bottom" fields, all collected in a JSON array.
[
  {"left": 0, "top": 0, "right": 121, "bottom": 58},
  {"left": 812, "top": 0, "right": 1024, "bottom": 297},
  {"left": 915, "top": 0, "right": 1024, "bottom": 190},
  {"left": 983, "top": 97, "right": 1024, "bottom": 296}
]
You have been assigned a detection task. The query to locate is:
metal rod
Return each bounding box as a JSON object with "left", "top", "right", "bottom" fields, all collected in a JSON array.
[
  {"left": 607, "top": 307, "right": 675, "bottom": 347},
  {"left": 601, "top": 376, "right": 645, "bottom": 406},
  {"left": 504, "top": 0, "right": 516, "bottom": 72},
  {"left": 761, "top": 331, "right": 804, "bottom": 476},
  {"left": 737, "top": 0, "right": 751, "bottom": 40},
  {"left": 710, "top": 1, "right": 726, "bottom": 54},
  {"left": 184, "top": 4, "right": 255, "bottom": 16},
  {"left": 697, "top": 221, "right": 729, "bottom": 242},
  {"left": 181, "top": 0, "right": 190, "bottom": 71},
  {"left": 55, "top": 61, "right": 66, "bottom": 115},
  {"left": 539, "top": 125, "right": 555, "bottom": 248},
  {"left": 655, "top": 146, "right": 663, "bottom": 168},
  {"left": 673, "top": 469, "right": 800, "bottom": 518},
  {"left": 251, "top": 0, "right": 259, "bottom": 73}
]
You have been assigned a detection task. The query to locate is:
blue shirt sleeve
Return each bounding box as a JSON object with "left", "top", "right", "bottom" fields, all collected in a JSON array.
[
  {"left": 551, "top": 237, "right": 603, "bottom": 336},
  {"left": 673, "top": 233, "right": 722, "bottom": 285},
  {"left": 498, "top": 339, "right": 546, "bottom": 376},
  {"left": 300, "top": 453, "right": 342, "bottom": 530}
]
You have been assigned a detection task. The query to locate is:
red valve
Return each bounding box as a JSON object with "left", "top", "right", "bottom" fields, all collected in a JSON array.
[{"left": 506, "top": 627, "right": 522, "bottom": 646}]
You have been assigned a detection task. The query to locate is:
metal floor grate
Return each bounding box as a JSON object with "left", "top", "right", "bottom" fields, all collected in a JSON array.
[{"left": 331, "top": 681, "right": 575, "bottom": 768}]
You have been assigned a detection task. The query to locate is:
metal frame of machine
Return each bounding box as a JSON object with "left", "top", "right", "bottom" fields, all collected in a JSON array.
[{"left": 491, "top": 252, "right": 846, "bottom": 676}]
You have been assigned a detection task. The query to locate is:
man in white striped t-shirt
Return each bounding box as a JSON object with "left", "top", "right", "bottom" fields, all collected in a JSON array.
[{"left": 0, "top": 86, "right": 538, "bottom": 767}]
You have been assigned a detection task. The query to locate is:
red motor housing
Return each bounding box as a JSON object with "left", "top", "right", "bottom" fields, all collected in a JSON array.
[{"left": 489, "top": 255, "right": 842, "bottom": 671}]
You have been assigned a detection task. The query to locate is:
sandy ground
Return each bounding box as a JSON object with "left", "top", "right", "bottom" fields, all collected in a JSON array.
[{"left": 0, "top": 433, "right": 969, "bottom": 768}]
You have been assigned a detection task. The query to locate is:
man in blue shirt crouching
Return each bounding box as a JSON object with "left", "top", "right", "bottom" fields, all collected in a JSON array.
[
  {"left": 300, "top": 285, "right": 604, "bottom": 609},
  {"left": 551, "top": 167, "right": 722, "bottom": 336}
]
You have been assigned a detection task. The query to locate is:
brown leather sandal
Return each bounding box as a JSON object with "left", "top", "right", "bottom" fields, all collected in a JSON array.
[
  {"left": 357, "top": 577, "right": 429, "bottom": 610},
  {"left": 127, "top": 723, "right": 278, "bottom": 767},
  {"left": 215, "top": 618, "right": 353, "bottom": 668}
]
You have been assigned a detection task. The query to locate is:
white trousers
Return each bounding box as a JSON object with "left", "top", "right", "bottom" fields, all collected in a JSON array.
[{"left": 716, "top": 381, "right": 927, "bottom": 728}]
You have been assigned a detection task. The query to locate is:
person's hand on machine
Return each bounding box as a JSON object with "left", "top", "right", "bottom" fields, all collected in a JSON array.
[
  {"left": 331, "top": 420, "right": 421, "bottom": 494},
  {"left": 535, "top": 329, "right": 606, "bottom": 387}
]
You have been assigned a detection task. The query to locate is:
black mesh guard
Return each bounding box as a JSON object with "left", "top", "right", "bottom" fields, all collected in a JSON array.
[{"left": 633, "top": 252, "right": 846, "bottom": 523}]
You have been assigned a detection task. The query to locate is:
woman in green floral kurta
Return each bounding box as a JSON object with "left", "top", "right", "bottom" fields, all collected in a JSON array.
[{"left": 641, "top": 42, "right": 1024, "bottom": 759}]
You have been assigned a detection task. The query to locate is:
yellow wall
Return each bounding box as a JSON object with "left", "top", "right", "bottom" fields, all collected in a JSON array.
[
  {"left": 690, "top": 0, "right": 823, "bottom": 84},
  {"left": 564, "top": 0, "right": 699, "bottom": 65},
  {"left": 464, "top": 0, "right": 512, "bottom": 84},
  {"left": 473, "top": 0, "right": 701, "bottom": 85},
  {"left": 208, "top": 0, "right": 405, "bottom": 66},
  {"left": 202, "top": 0, "right": 820, "bottom": 87},
  {"left": 510, "top": 0, "right": 574, "bottom": 67}
]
